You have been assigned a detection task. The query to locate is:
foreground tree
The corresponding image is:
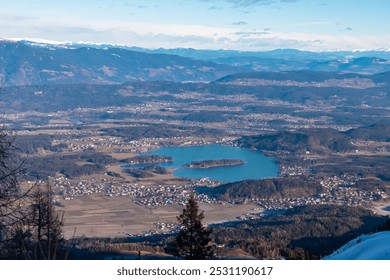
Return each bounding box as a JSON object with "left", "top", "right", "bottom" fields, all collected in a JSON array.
[
  {"left": 0, "top": 129, "right": 27, "bottom": 258},
  {"left": 174, "top": 194, "right": 213, "bottom": 259},
  {"left": 29, "top": 181, "right": 65, "bottom": 259},
  {"left": 0, "top": 128, "right": 66, "bottom": 259},
  {"left": 0, "top": 130, "right": 19, "bottom": 222},
  {"left": 3, "top": 181, "right": 66, "bottom": 259}
]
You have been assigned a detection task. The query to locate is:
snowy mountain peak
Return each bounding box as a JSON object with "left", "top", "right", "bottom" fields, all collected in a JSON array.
[{"left": 2, "top": 37, "right": 135, "bottom": 51}]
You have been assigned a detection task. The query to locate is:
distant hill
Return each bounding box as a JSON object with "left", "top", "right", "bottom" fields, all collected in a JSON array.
[
  {"left": 345, "top": 123, "right": 390, "bottom": 142},
  {"left": 166, "top": 50, "right": 390, "bottom": 74},
  {"left": 237, "top": 128, "right": 354, "bottom": 154},
  {"left": 237, "top": 124, "right": 390, "bottom": 155},
  {"left": 370, "top": 71, "right": 390, "bottom": 83},
  {"left": 0, "top": 40, "right": 241, "bottom": 86},
  {"left": 129, "top": 46, "right": 390, "bottom": 74},
  {"left": 128, "top": 46, "right": 390, "bottom": 60},
  {"left": 212, "top": 204, "right": 387, "bottom": 259},
  {"left": 216, "top": 70, "right": 389, "bottom": 89},
  {"left": 197, "top": 177, "right": 322, "bottom": 201},
  {"left": 308, "top": 57, "right": 390, "bottom": 75},
  {"left": 216, "top": 70, "right": 357, "bottom": 83}
]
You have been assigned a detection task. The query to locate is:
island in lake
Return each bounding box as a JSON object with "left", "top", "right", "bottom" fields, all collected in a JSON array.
[{"left": 184, "top": 159, "right": 245, "bottom": 169}]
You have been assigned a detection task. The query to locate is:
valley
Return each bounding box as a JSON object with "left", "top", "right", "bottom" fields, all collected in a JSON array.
[
  {"left": 1, "top": 41, "right": 390, "bottom": 259},
  {"left": 2, "top": 67, "right": 389, "bottom": 240}
]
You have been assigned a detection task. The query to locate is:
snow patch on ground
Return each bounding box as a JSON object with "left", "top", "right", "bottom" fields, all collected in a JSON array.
[{"left": 323, "top": 231, "right": 390, "bottom": 260}]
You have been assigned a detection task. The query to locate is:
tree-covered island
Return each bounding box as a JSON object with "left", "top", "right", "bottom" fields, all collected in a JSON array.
[{"left": 184, "top": 159, "right": 244, "bottom": 169}]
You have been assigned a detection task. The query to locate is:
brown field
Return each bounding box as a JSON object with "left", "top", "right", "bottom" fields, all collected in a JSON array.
[{"left": 60, "top": 195, "right": 262, "bottom": 238}]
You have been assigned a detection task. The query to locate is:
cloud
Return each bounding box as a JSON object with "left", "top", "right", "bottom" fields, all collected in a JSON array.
[
  {"left": 1, "top": 10, "right": 388, "bottom": 52},
  {"left": 0, "top": 12, "right": 38, "bottom": 22},
  {"left": 209, "top": 5, "right": 223, "bottom": 10},
  {"left": 235, "top": 30, "right": 270, "bottom": 37},
  {"left": 224, "top": 0, "right": 297, "bottom": 7},
  {"left": 199, "top": 0, "right": 297, "bottom": 7},
  {"left": 232, "top": 21, "right": 248, "bottom": 25},
  {"left": 338, "top": 27, "right": 353, "bottom": 32},
  {"left": 298, "top": 21, "right": 333, "bottom": 26},
  {"left": 226, "top": 0, "right": 275, "bottom": 7}
]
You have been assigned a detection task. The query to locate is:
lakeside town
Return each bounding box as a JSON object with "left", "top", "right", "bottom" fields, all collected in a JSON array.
[
  {"left": 22, "top": 168, "right": 388, "bottom": 237},
  {"left": 2, "top": 58, "right": 390, "bottom": 242}
]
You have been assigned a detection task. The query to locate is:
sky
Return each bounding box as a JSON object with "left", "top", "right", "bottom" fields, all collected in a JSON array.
[{"left": 1, "top": 0, "right": 390, "bottom": 51}]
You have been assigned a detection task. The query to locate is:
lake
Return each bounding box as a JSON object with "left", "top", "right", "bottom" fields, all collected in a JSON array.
[{"left": 139, "top": 145, "right": 279, "bottom": 182}]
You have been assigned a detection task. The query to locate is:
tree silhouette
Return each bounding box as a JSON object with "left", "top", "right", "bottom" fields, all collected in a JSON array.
[
  {"left": 29, "top": 181, "right": 65, "bottom": 259},
  {"left": 4, "top": 181, "right": 66, "bottom": 259},
  {"left": 0, "top": 129, "right": 29, "bottom": 259},
  {"left": 0, "top": 131, "right": 20, "bottom": 225},
  {"left": 174, "top": 194, "right": 213, "bottom": 259}
]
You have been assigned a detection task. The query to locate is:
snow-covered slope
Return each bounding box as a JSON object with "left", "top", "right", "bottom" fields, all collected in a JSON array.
[{"left": 323, "top": 231, "right": 390, "bottom": 260}]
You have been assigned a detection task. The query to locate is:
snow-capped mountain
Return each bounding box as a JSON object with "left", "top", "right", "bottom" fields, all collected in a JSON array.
[
  {"left": 0, "top": 39, "right": 241, "bottom": 86},
  {"left": 323, "top": 231, "right": 390, "bottom": 260},
  {"left": 1, "top": 38, "right": 390, "bottom": 87}
]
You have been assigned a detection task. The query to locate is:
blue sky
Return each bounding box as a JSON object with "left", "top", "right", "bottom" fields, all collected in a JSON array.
[{"left": 1, "top": 0, "right": 389, "bottom": 51}]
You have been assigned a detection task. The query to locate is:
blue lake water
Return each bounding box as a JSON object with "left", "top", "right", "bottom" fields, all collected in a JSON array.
[{"left": 139, "top": 145, "right": 279, "bottom": 182}]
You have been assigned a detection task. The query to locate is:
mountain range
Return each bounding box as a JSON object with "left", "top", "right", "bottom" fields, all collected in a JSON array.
[
  {"left": 1, "top": 39, "right": 390, "bottom": 87},
  {"left": 129, "top": 47, "right": 390, "bottom": 74},
  {"left": 0, "top": 40, "right": 241, "bottom": 86}
]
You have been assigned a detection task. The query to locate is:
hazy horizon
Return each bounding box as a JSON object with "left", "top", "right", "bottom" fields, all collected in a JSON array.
[{"left": 1, "top": 0, "right": 390, "bottom": 52}]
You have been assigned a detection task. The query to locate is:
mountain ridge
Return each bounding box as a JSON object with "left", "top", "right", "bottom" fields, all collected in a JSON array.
[
  {"left": 4, "top": 38, "right": 390, "bottom": 57},
  {"left": 0, "top": 40, "right": 242, "bottom": 87},
  {"left": 1, "top": 39, "right": 390, "bottom": 87}
]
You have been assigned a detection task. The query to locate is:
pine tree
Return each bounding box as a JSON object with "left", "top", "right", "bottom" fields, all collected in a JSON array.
[{"left": 174, "top": 194, "right": 213, "bottom": 259}]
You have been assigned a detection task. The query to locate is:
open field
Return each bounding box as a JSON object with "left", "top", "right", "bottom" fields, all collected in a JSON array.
[
  {"left": 372, "top": 200, "right": 390, "bottom": 216},
  {"left": 60, "top": 194, "right": 262, "bottom": 238}
]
